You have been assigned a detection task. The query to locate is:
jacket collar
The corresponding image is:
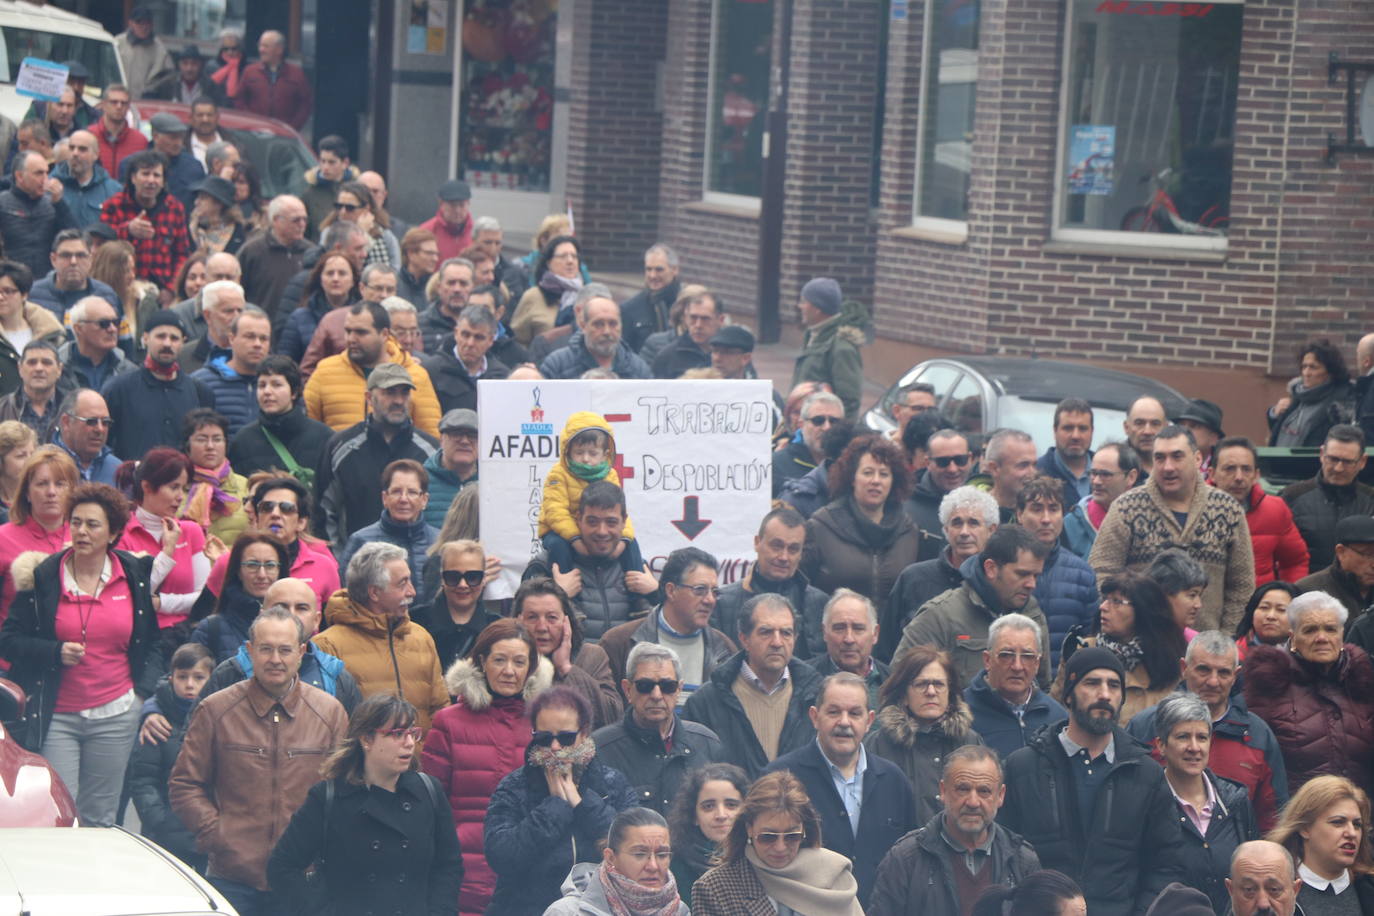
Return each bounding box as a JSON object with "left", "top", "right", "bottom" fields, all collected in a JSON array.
[
  {"left": 968, "top": 669, "right": 1052, "bottom": 713},
  {"left": 244, "top": 675, "right": 303, "bottom": 718}
]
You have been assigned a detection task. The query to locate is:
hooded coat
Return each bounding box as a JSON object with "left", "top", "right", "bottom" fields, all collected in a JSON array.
[
  {"left": 421, "top": 653, "right": 553, "bottom": 916},
  {"left": 792, "top": 301, "right": 869, "bottom": 420},
  {"left": 864, "top": 697, "right": 983, "bottom": 825},
  {"left": 539, "top": 411, "right": 636, "bottom": 542}
]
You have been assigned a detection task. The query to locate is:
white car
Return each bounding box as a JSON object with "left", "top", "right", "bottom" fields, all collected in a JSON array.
[
  {"left": 0, "top": 1, "right": 124, "bottom": 127},
  {"left": 0, "top": 828, "right": 236, "bottom": 915}
]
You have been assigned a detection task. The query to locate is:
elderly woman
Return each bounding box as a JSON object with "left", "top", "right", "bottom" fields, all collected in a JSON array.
[
  {"left": 1267, "top": 775, "right": 1374, "bottom": 912},
  {"left": 1269, "top": 339, "right": 1355, "bottom": 447},
  {"left": 1149, "top": 548, "right": 1208, "bottom": 640},
  {"left": 803, "top": 435, "right": 922, "bottom": 623},
  {"left": 188, "top": 532, "right": 288, "bottom": 663},
  {"left": 1056, "top": 570, "right": 1186, "bottom": 723},
  {"left": 1152, "top": 693, "right": 1258, "bottom": 912},
  {"left": 484, "top": 685, "right": 637, "bottom": 914},
  {"left": 691, "top": 769, "right": 862, "bottom": 916},
  {"left": 0, "top": 446, "right": 77, "bottom": 623},
  {"left": 667, "top": 763, "right": 749, "bottom": 911},
  {"left": 422, "top": 618, "right": 552, "bottom": 916},
  {"left": 513, "top": 577, "right": 623, "bottom": 728},
  {"left": 1233, "top": 581, "right": 1297, "bottom": 663},
  {"left": 268, "top": 694, "right": 463, "bottom": 916},
  {"left": 0, "top": 482, "right": 159, "bottom": 826},
  {"left": 0, "top": 420, "right": 36, "bottom": 524},
  {"left": 864, "top": 644, "right": 982, "bottom": 822},
  {"left": 180, "top": 408, "right": 248, "bottom": 546},
  {"left": 511, "top": 235, "right": 582, "bottom": 345},
  {"left": 1246, "top": 591, "right": 1374, "bottom": 798},
  {"left": 544, "top": 807, "right": 689, "bottom": 916}
]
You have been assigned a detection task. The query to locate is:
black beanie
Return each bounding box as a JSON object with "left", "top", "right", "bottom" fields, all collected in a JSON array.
[{"left": 1062, "top": 645, "right": 1126, "bottom": 695}]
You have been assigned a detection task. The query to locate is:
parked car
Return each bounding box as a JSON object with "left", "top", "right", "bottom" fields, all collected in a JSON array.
[
  {"left": 0, "top": 678, "right": 76, "bottom": 829},
  {"left": 0, "top": 1, "right": 124, "bottom": 127},
  {"left": 863, "top": 356, "right": 1189, "bottom": 453},
  {"left": 0, "top": 827, "right": 236, "bottom": 914}
]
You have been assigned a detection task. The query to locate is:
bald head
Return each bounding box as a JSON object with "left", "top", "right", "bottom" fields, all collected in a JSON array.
[
  {"left": 205, "top": 251, "right": 242, "bottom": 282},
  {"left": 1358, "top": 333, "right": 1374, "bottom": 376},
  {"left": 358, "top": 171, "right": 387, "bottom": 207},
  {"left": 262, "top": 577, "right": 320, "bottom": 636},
  {"left": 1227, "top": 841, "right": 1300, "bottom": 916}
]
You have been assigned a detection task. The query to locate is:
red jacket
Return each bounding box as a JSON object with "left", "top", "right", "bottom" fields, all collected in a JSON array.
[
  {"left": 89, "top": 119, "right": 147, "bottom": 178},
  {"left": 419, "top": 208, "right": 473, "bottom": 263},
  {"left": 237, "top": 60, "right": 312, "bottom": 130},
  {"left": 421, "top": 655, "right": 553, "bottom": 916},
  {"left": 1242, "top": 484, "right": 1309, "bottom": 584}
]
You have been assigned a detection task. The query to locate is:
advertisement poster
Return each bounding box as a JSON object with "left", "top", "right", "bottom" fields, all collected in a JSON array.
[
  {"left": 478, "top": 379, "right": 774, "bottom": 599},
  {"left": 408, "top": 0, "right": 448, "bottom": 54},
  {"left": 1067, "top": 124, "right": 1115, "bottom": 195}
]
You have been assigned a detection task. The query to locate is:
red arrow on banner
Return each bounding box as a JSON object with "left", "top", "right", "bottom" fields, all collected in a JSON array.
[{"left": 671, "top": 496, "right": 711, "bottom": 540}]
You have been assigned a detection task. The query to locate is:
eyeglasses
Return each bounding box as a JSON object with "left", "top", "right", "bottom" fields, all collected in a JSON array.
[
  {"left": 0, "top": 285, "right": 21, "bottom": 298},
  {"left": 377, "top": 726, "right": 422, "bottom": 741},
  {"left": 70, "top": 415, "right": 113, "bottom": 428},
  {"left": 1104, "top": 595, "right": 1132, "bottom": 608},
  {"left": 994, "top": 650, "right": 1041, "bottom": 664},
  {"left": 931, "top": 453, "right": 971, "bottom": 469},
  {"left": 257, "top": 500, "right": 298, "bottom": 515},
  {"left": 334, "top": 201, "right": 363, "bottom": 212},
  {"left": 1088, "top": 469, "right": 1120, "bottom": 479},
  {"left": 442, "top": 569, "right": 484, "bottom": 588},
  {"left": 190, "top": 434, "right": 226, "bottom": 447},
  {"left": 77, "top": 318, "right": 118, "bottom": 331},
  {"left": 54, "top": 250, "right": 90, "bottom": 261},
  {"left": 676, "top": 584, "right": 720, "bottom": 599},
  {"left": 530, "top": 729, "right": 580, "bottom": 747},
  {"left": 806, "top": 415, "right": 839, "bottom": 428},
  {"left": 386, "top": 488, "right": 423, "bottom": 499},
  {"left": 632, "top": 678, "right": 680, "bottom": 695},
  {"left": 1324, "top": 454, "right": 1361, "bottom": 468},
  {"left": 752, "top": 831, "right": 805, "bottom": 847},
  {"left": 912, "top": 678, "right": 949, "bottom": 692},
  {"left": 242, "top": 560, "right": 281, "bottom": 572}
]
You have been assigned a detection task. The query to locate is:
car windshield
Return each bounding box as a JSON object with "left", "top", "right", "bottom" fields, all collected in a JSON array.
[
  {"left": 997, "top": 396, "right": 1128, "bottom": 454},
  {"left": 0, "top": 27, "right": 122, "bottom": 88}
]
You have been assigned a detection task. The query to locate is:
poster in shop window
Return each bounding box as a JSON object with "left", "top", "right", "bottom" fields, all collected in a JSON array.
[
  {"left": 1067, "top": 125, "right": 1115, "bottom": 196},
  {"left": 477, "top": 379, "right": 774, "bottom": 599}
]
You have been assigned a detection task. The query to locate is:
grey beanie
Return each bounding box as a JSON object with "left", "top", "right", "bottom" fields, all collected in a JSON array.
[{"left": 800, "top": 277, "right": 842, "bottom": 316}]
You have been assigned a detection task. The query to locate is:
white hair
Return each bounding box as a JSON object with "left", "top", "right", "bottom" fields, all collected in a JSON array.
[
  {"left": 625, "top": 642, "right": 682, "bottom": 681},
  {"left": 800, "top": 391, "right": 843, "bottom": 418},
  {"left": 985, "top": 428, "right": 1034, "bottom": 465},
  {"left": 346, "top": 542, "right": 407, "bottom": 605},
  {"left": 201, "top": 280, "right": 244, "bottom": 313},
  {"left": 473, "top": 215, "right": 501, "bottom": 235},
  {"left": 68, "top": 295, "right": 114, "bottom": 324},
  {"left": 645, "top": 243, "right": 680, "bottom": 268},
  {"left": 267, "top": 194, "right": 303, "bottom": 221},
  {"left": 1286, "top": 590, "right": 1349, "bottom": 630},
  {"left": 938, "top": 485, "right": 999, "bottom": 528},
  {"left": 380, "top": 296, "right": 417, "bottom": 316},
  {"left": 987, "top": 613, "right": 1043, "bottom": 652},
  {"left": 1186, "top": 629, "right": 1239, "bottom": 665},
  {"left": 822, "top": 588, "right": 877, "bottom": 629}
]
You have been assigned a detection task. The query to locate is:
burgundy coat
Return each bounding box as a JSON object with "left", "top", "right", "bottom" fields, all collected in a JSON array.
[
  {"left": 1244, "top": 643, "right": 1374, "bottom": 798},
  {"left": 421, "top": 654, "right": 553, "bottom": 916}
]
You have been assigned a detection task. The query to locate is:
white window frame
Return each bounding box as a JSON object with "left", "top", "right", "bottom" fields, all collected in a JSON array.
[
  {"left": 701, "top": 0, "right": 769, "bottom": 210},
  {"left": 910, "top": 0, "right": 978, "bottom": 241},
  {"left": 1049, "top": 0, "right": 1245, "bottom": 253}
]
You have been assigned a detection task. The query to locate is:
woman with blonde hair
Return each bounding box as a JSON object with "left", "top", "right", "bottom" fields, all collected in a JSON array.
[
  {"left": 0, "top": 421, "right": 36, "bottom": 524},
  {"left": 412, "top": 537, "right": 499, "bottom": 670},
  {"left": 89, "top": 240, "right": 157, "bottom": 345},
  {"left": 1267, "top": 774, "right": 1374, "bottom": 911}
]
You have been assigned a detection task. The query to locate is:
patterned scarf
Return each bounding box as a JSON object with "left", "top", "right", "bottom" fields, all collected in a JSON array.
[
  {"left": 527, "top": 735, "right": 597, "bottom": 771},
  {"left": 539, "top": 270, "right": 583, "bottom": 320},
  {"left": 598, "top": 862, "right": 681, "bottom": 916},
  {"left": 1098, "top": 633, "right": 1146, "bottom": 671},
  {"left": 182, "top": 460, "right": 239, "bottom": 528}
]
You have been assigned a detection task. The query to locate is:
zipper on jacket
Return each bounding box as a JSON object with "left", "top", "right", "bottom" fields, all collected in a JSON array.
[{"left": 388, "top": 624, "right": 403, "bottom": 696}]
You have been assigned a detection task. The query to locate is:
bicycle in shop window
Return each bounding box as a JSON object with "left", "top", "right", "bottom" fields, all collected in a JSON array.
[{"left": 1119, "top": 167, "right": 1229, "bottom": 236}]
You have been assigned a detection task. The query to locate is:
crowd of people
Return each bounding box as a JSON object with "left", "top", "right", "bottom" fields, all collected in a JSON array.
[{"left": 0, "top": 14, "right": 1372, "bottom": 915}]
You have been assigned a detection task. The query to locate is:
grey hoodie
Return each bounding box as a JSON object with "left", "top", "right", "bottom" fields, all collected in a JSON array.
[{"left": 543, "top": 862, "right": 689, "bottom": 916}]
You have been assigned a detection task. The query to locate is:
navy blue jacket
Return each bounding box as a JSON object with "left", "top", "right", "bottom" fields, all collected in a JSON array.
[
  {"left": 1173, "top": 771, "right": 1258, "bottom": 914},
  {"left": 29, "top": 272, "right": 121, "bottom": 323},
  {"left": 764, "top": 740, "right": 918, "bottom": 906},
  {"left": 1036, "top": 447, "right": 1090, "bottom": 509},
  {"left": 1035, "top": 545, "right": 1099, "bottom": 670},
  {"left": 102, "top": 367, "right": 214, "bottom": 460},
  {"left": 191, "top": 356, "right": 257, "bottom": 437},
  {"left": 964, "top": 669, "right": 1067, "bottom": 761},
  {"left": 337, "top": 511, "right": 438, "bottom": 589}
]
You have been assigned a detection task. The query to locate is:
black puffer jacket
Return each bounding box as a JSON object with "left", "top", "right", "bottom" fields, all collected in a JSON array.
[
  {"left": 998, "top": 723, "right": 1185, "bottom": 916},
  {"left": 591, "top": 709, "right": 726, "bottom": 813},
  {"left": 524, "top": 549, "right": 652, "bottom": 643},
  {"left": 712, "top": 564, "right": 828, "bottom": 659},
  {"left": 228, "top": 401, "right": 336, "bottom": 479},
  {"left": 1280, "top": 474, "right": 1374, "bottom": 573}
]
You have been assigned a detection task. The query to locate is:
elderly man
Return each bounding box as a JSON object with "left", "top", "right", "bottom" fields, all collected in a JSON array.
[
  {"left": 651, "top": 288, "right": 722, "bottom": 379},
  {"left": 50, "top": 130, "right": 121, "bottom": 228},
  {"left": 336, "top": 458, "right": 438, "bottom": 588},
  {"left": 103, "top": 311, "right": 214, "bottom": 457},
  {"left": 467, "top": 284, "right": 528, "bottom": 367},
  {"left": 0, "top": 341, "right": 61, "bottom": 440},
  {"left": 238, "top": 195, "right": 316, "bottom": 321},
  {"left": 176, "top": 252, "right": 245, "bottom": 370},
  {"left": 539, "top": 284, "right": 652, "bottom": 379},
  {"left": 1123, "top": 395, "right": 1168, "bottom": 479},
  {"left": 170, "top": 606, "right": 348, "bottom": 916},
  {"left": 904, "top": 428, "right": 975, "bottom": 536},
  {"left": 1080, "top": 441, "right": 1141, "bottom": 532},
  {"left": 793, "top": 276, "right": 863, "bottom": 420},
  {"left": 982, "top": 429, "right": 1039, "bottom": 523},
  {"left": 1015, "top": 475, "right": 1098, "bottom": 667},
  {"left": 424, "top": 304, "right": 511, "bottom": 413},
  {"left": 417, "top": 257, "right": 475, "bottom": 354},
  {"left": 31, "top": 230, "right": 120, "bottom": 323},
  {"left": 1091, "top": 424, "right": 1255, "bottom": 633},
  {"left": 964, "top": 613, "right": 1066, "bottom": 760},
  {"left": 1226, "top": 840, "right": 1303, "bottom": 916},
  {"left": 599, "top": 547, "right": 737, "bottom": 699},
  {"left": 869, "top": 745, "right": 1040, "bottom": 916},
  {"left": 312, "top": 543, "right": 448, "bottom": 731},
  {"left": 1175, "top": 397, "right": 1225, "bottom": 476},
  {"left": 714, "top": 507, "right": 829, "bottom": 658},
  {"left": 809, "top": 589, "right": 888, "bottom": 710},
  {"left": 422, "top": 407, "right": 478, "bottom": 529},
  {"left": 148, "top": 45, "right": 223, "bottom": 106},
  {"left": 592, "top": 643, "right": 726, "bottom": 813},
  {"left": 419, "top": 179, "right": 473, "bottom": 262},
  {"left": 58, "top": 297, "right": 136, "bottom": 392},
  {"left": 1281, "top": 424, "right": 1374, "bottom": 573},
  {"left": 238, "top": 30, "right": 312, "bottom": 129},
  {"left": 765, "top": 672, "right": 917, "bottom": 906},
  {"left": 773, "top": 390, "right": 844, "bottom": 496},
  {"left": 0, "top": 151, "right": 78, "bottom": 279},
  {"left": 51, "top": 388, "right": 120, "bottom": 484},
  {"left": 883, "top": 486, "right": 999, "bottom": 662},
  {"left": 191, "top": 297, "right": 266, "bottom": 436},
  {"left": 114, "top": 7, "right": 174, "bottom": 100},
  {"left": 100, "top": 149, "right": 190, "bottom": 294},
  {"left": 382, "top": 296, "right": 423, "bottom": 356},
  {"left": 708, "top": 324, "right": 758, "bottom": 379},
  {"left": 896, "top": 525, "right": 1053, "bottom": 688},
  {"left": 621, "top": 243, "right": 681, "bottom": 353},
  {"left": 1212, "top": 436, "right": 1309, "bottom": 585}
]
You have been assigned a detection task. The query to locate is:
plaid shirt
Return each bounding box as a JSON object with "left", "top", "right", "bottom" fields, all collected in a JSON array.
[{"left": 100, "top": 189, "right": 190, "bottom": 291}]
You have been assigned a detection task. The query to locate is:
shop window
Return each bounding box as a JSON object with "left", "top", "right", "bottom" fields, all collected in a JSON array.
[
  {"left": 140, "top": 1, "right": 249, "bottom": 43},
  {"left": 1055, "top": 0, "right": 1243, "bottom": 249},
  {"left": 914, "top": 0, "right": 979, "bottom": 227},
  {"left": 705, "top": 0, "right": 773, "bottom": 201}
]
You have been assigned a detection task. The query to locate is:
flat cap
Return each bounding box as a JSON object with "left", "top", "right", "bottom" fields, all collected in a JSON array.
[
  {"left": 437, "top": 179, "right": 471, "bottom": 202},
  {"left": 365, "top": 363, "right": 416, "bottom": 391}
]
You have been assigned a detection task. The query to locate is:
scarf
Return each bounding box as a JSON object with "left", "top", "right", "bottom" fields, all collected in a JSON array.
[
  {"left": 598, "top": 862, "right": 682, "bottom": 916},
  {"left": 527, "top": 735, "right": 597, "bottom": 771},
  {"left": 844, "top": 496, "right": 903, "bottom": 549},
  {"left": 539, "top": 270, "right": 583, "bottom": 320},
  {"left": 569, "top": 459, "right": 611, "bottom": 481},
  {"left": 744, "top": 846, "right": 863, "bottom": 916},
  {"left": 183, "top": 460, "right": 239, "bottom": 528},
  {"left": 1098, "top": 633, "right": 1145, "bottom": 671},
  {"left": 144, "top": 354, "right": 178, "bottom": 380},
  {"left": 211, "top": 60, "right": 242, "bottom": 98}
]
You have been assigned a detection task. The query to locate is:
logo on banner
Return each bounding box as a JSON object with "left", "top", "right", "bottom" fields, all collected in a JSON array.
[{"left": 522, "top": 386, "right": 553, "bottom": 435}]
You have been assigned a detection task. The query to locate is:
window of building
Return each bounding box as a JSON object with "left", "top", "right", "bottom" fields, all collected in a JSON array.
[
  {"left": 704, "top": 0, "right": 773, "bottom": 202},
  {"left": 913, "top": 0, "right": 980, "bottom": 230},
  {"left": 1054, "top": 0, "right": 1243, "bottom": 251}
]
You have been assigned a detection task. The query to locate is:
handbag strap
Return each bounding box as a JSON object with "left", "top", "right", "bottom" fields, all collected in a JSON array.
[
  {"left": 260, "top": 425, "right": 305, "bottom": 478},
  {"left": 321, "top": 779, "right": 334, "bottom": 863},
  {"left": 418, "top": 771, "right": 442, "bottom": 813}
]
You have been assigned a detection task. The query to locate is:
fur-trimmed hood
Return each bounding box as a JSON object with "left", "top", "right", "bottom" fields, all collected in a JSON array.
[
  {"left": 444, "top": 653, "right": 554, "bottom": 710},
  {"left": 876, "top": 696, "right": 975, "bottom": 749},
  {"left": 1244, "top": 642, "right": 1374, "bottom": 699},
  {"left": 10, "top": 550, "right": 51, "bottom": 593}
]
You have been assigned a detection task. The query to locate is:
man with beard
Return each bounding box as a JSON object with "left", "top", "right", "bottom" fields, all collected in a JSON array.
[
  {"left": 538, "top": 285, "right": 651, "bottom": 379},
  {"left": 999, "top": 646, "right": 1184, "bottom": 916},
  {"left": 764, "top": 673, "right": 916, "bottom": 906},
  {"left": 867, "top": 745, "right": 1040, "bottom": 916},
  {"left": 102, "top": 310, "right": 212, "bottom": 458},
  {"left": 621, "top": 243, "right": 681, "bottom": 353}
]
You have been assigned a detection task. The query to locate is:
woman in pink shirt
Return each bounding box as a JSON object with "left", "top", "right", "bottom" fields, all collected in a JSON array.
[
  {"left": 115, "top": 449, "right": 211, "bottom": 631},
  {"left": 0, "top": 446, "right": 77, "bottom": 625},
  {"left": 0, "top": 482, "right": 160, "bottom": 826}
]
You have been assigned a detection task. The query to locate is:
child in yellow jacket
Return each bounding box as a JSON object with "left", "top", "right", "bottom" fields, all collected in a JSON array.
[{"left": 539, "top": 411, "right": 644, "bottom": 572}]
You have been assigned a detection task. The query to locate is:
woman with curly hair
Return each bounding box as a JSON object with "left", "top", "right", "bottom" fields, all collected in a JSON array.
[{"left": 1269, "top": 338, "right": 1355, "bottom": 447}]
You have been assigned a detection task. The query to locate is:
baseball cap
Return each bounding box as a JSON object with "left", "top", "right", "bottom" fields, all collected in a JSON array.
[
  {"left": 709, "top": 325, "right": 755, "bottom": 352},
  {"left": 365, "top": 363, "right": 415, "bottom": 392},
  {"left": 439, "top": 408, "right": 479, "bottom": 434},
  {"left": 438, "top": 179, "right": 471, "bottom": 202}
]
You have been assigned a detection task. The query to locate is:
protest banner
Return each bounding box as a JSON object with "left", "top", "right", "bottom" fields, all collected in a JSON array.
[{"left": 16, "top": 58, "right": 69, "bottom": 101}]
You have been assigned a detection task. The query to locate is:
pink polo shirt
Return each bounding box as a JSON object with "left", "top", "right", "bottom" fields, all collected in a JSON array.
[
  {"left": 53, "top": 553, "right": 135, "bottom": 713},
  {"left": 0, "top": 518, "right": 70, "bottom": 625},
  {"left": 207, "top": 536, "right": 340, "bottom": 613},
  {"left": 117, "top": 514, "right": 206, "bottom": 629}
]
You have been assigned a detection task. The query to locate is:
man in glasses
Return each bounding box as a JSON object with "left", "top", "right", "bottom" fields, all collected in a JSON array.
[
  {"left": 336, "top": 458, "right": 437, "bottom": 588},
  {"left": 1036, "top": 397, "right": 1095, "bottom": 507},
  {"left": 301, "top": 135, "right": 357, "bottom": 238},
  {"left": 888, "top": 382, "right": 937, "bottom": 443},
  {"left": 31, "top": 230, "right": 120, "bottom": 324},
  {"left": 592, "top": 642, "right": 726, "bottom": 814},
  {"left": 715, "top": 507, "right": 829, "bottom": 659},
  {"left": 964, "top": 612, "right": 1065, "bottom": 760},
  {"left": 903, "top": 428, "right": 974, "bottom": 538},
  {"left": 59, "top": 297, "right": 137, "bottom": 392},
  {"left": 808, "top": 590, "right": 887, "bottom": 710},
  {"left": 1080, "top": 441, "right": 1140, "bottom": 533},
  {"left": 238, "top": 194, "right": 317, "bottom": 324},
  {"left": 772, "top": 390, "right": 844, "bottom": 496},
  {"left": 600, "top": 547, "right": 738, "bottom": 701},
  {"left": 52, "top": 388, "right": 120, "bottom": 484},
  {"left": 765, "top": 672, "right": 916, "bottom": 906},
  {"left": 1281, "top": 423, "right": 1374, "bottom": 573},
  {"left": 172, "top": 606, "right": 348, "bottom": 916}
]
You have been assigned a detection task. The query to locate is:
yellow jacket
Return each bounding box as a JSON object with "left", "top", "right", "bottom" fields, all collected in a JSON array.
[
  {"left": 302, "top": 337, "right": 441, "bottom": 437},
  {"left": 312, "top": 590, "right": 450, "bottom": 733},
  {"left": 538, "top": 411, "right": 635, "bottom": 541}
]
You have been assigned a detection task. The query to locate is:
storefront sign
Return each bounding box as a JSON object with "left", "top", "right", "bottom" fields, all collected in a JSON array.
[{"left": 478, "top": 379, "right": 774, "bottom": 598}]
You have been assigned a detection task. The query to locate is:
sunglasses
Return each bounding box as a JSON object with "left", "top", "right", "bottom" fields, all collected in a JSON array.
[
  {"left": 71, "top": 415, "right": 113, "bottom": 428},
  {"left": 632, "top": 678, "right": 680, "bottom": 695},
  {"left": 257, "top": 500, "right": 298, "bottom": 515},
  {"left": 335, "top": 201, "right": 363, "bottom": 212},
  {"left": 442, "top": 569, "right": 484, "bottom": 588},
  {"left": 931, "top": 453, "right": 972, "bottom": 468},
  {"left": 378, "top": 726, "right": 422, "bottom": 741},
  {"left": 806, "top": 415, "right": 839, "bottom": 428},
  {"left": 752, "top": 831, "right": 805, "bottom": 847},
  {"left": 530, "top": 729, "right": 580, "bottom": 747}
]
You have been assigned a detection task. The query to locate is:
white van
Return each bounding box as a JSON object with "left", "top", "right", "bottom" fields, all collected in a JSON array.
[{"left": 0, "top": 1, "right": 124, "bottom": 127}]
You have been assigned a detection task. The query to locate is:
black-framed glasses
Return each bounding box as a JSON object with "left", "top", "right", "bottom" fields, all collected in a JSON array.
[
  {"left": 632, "top": 678, "right": 680, "bottom": 696},
  {"left": 442, "top": 569, "right": 484, "bottom": 588},
  {"left": 257, "top": 500, "right": 298, "bottom": 515},
  {"left": 530, "top": 729, "right": 579, "bottom": 748},
  {"left": 70, "top": 415, "right": 113, "bottom": 428},
  {"left": 806, "top": 415, "right": 839, "bottom": 428},
  {"left": 931, "top": 453, "right": 971, "bottom": 468},
  {"left": 334, "top": 201, "right": 363, "bottom": 212}
]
